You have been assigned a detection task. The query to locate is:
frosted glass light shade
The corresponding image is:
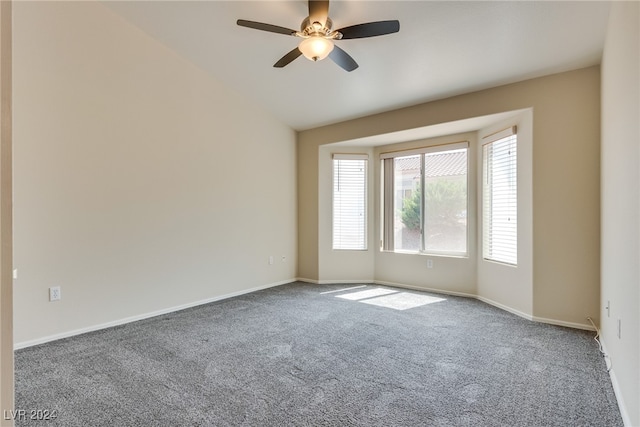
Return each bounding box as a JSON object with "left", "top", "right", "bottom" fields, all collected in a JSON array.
[{"left": 299, "top": 37, "right": 334, "bottom": 61}]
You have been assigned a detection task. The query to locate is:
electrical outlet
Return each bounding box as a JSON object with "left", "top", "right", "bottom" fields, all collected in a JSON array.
[
  {"left": 268, "top": 256, "right": 274, "bottom": 265},
  {"left": 606, "top": 300, "right": 610, "bottom": 317},
  {"left": 282, "top": 255, "right": 286, "bottom": 262},
  {"left": 427, "top": 259, "right": 433, "bottom": 269},
  {"left": 49, "top": 286, "right": 61, "bottom": 302},
  {"left": 13, "top": 269, "right": 17, "bottom": 279}
]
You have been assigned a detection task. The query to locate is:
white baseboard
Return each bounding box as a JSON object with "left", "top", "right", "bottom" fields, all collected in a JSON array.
[
  {"left": 374, "top": 280, "right": 476, "bottom": 299},
  {"left": 469, "top": 295, "right": 595, "bottom": 331},
  {"left": 319, "top": 279, "right": 374, "bottom": 285},
  {"left": 475, "top": 295, "right": 535, "bottom": 321},
  {"left": 600, "top": 339, "right": 632, "bottom": 426},
  {"left": 302, "top": 278, "right": 476, "bottom": 300},
  {"left": 297, "top": 278, "right": 375, "bottom": 285},
  {"left": 300, "top": 278, "right": 595, "bottom": 331},
  {"left": 14, "top": 279, "right": 295, "bottom": 350},
  {"left": 380, "top": 281, "right": 594, "bottom": 331},
  {"left": 530, "top": 315, "right": 595, "bottom": 331}
]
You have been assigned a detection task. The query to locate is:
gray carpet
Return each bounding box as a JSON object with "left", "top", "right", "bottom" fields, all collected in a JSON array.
[{"left": 15, "top": 282, "right": 622, "bottom": 426}]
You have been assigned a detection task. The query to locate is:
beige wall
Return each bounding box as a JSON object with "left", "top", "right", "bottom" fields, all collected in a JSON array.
[
  {"left": 298, "top": 66, "right": 601, "bottom": 328},
  {"left": 0, "top": 1, "right": 12, "bottom": 424},
  {"left": 318, "top": 145, "right": 375, "bottom": 283},
  {"left": 477, "top": 112, "right": 533, "bottom": 319},
  {"left": 12, "top": 2, "right": 297, "bottom": 345},
  {"left": 297, "top": 132, "right": 319, "bottom": 281},
  {"left": 601, "top": 2, "right": 639, "bottom": 425}
]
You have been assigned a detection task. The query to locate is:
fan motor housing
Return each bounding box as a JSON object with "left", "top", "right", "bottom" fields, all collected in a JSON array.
[{"left": 301, "top": 16, "right": 333, "bottom": 36}]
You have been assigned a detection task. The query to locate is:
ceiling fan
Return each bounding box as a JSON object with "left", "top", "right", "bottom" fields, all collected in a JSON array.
[{"left": 237, "top": 0, "right": 400, "bottom": 72}]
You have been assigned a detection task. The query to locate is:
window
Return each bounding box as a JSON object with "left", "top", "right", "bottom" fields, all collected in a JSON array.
[
  {"left": 382, "top": 143, "right": 468, "bottom": 255},
  {"left": 483, "top": 127, "right": 517, "bottom": 265},
  {"left": 333, "top": 154, "right": 368, "bottom": 250}
]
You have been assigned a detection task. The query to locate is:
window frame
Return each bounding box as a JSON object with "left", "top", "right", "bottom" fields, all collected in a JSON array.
[
  {"left": 482, "top": 127, "right": 518, "bottom": 266},
  {"left": 332, "top": 153, "right": 368, "bottom": 251},
  {"left": 381, "top": 141, "right": 470, "bottom": 257}
]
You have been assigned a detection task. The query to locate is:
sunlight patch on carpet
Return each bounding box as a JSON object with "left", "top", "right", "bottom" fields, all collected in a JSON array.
[
  {"left": 336, "top": 288, "right": 397, "bottom": 301},
  {"left": 361, "top": 292, "right": 445, "bottom": 310},
  {"left": 320, "top": 285, "right": 367, "bottom": 295},
  {"left": 332, "top": 287, "right": 446, "bottom": 310}
]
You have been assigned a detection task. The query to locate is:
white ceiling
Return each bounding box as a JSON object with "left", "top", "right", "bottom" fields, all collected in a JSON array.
[{"left": 101, "top": 1, "right": 610, "bottom": 131}]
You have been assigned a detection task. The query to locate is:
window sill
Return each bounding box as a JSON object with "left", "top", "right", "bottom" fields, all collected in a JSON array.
[{"left": 379, "top": 249, "right": 469, "bottom": 259}]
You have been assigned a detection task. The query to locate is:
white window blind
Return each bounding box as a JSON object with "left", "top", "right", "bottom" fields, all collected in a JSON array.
[
  {"left": 483, "top": 128, "right": 517, "bottom": 265},
  {"left": 333, "top": 154, "right": 368, "bottom": 250}
]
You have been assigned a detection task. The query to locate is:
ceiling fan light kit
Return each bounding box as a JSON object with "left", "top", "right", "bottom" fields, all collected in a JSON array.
[
  {"left": 237, "top": 0, "right": 399, "bottom": 72},
  {"left": 299, "top": 37, "right": 334, "bottom": 62}
]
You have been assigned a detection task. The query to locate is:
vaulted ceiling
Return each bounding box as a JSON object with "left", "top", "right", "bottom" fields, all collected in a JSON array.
[{"left": 102, "top": 1, "right": 611, "bottom": 131}]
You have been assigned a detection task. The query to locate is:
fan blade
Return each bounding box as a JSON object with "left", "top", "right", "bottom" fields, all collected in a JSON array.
[
  {"left": 329, "top": 45, "right": 358, "bottom": 72},
  {"left": 308, "top": 0, "right": 329, "bottom": 27},
  {"left": 337, "top": 20, "right": 400, "bottom": 39},
  {"left": 237, "top": 20, "right": 297, "bottom": 36},
  {"left": 274, "top": 48, "right": 303, "bottom": 68}
]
